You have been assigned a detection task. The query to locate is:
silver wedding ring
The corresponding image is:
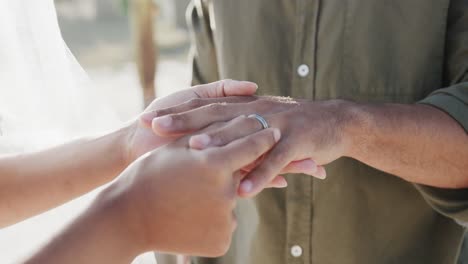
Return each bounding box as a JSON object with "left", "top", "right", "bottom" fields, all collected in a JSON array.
[{"left": 248, "top": 114, "right": 269, "bottom": 129}]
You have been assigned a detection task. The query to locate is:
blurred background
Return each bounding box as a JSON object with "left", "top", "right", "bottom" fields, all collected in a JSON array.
[
  {"left": 56, "top": 0, "right": 192, "bottom": 116},
  {"left": 0, "top": 0, "right": 192, "bottom": 263}
]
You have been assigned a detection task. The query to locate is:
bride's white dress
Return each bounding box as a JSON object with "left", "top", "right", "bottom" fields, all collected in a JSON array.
[
  {"left": 0, "top": 1, "right": 153, "bottom": 263},
  {"left": 0, "top": 0, "right": 120, "bottom": 153}
]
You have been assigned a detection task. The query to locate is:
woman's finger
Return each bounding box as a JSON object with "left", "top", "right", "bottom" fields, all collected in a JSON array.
[
  {"left": 154, "top": 96, "right": 257, "bottom": 120},
  {"left": 280, "top": 159, "right": 318, "bottom": 174},
  {"left": 140, "top": 97, "right": 255, "bottom": 127},
  {"left": 192, "top": 79, "right": 258, "bottom": 98},
  {"left": 239, "top": 151, "right": 327, "bottom": 197},
  {"left": 237, "top": 140, "right": 292, "bottom": 197},
  {"left": 152, "top": 103, "right": 251, "bottom": 136},
  {"left": 265, "top": 175, "right": 288, "bottom": 188},
  {"left": 139, "top": 79, "right": 258, "bottom": 127},
  {"left": 242, "top": 158, "right": 321, "bottom": 182},
  {"left": 205, "top": 128, "right": 281, "bottom": 171},
  {"left": 263, "top": 166, "right": 327, "bottom": 189},
  {"left": 189, "top": 115, "right": 264, "bottom": 149}
]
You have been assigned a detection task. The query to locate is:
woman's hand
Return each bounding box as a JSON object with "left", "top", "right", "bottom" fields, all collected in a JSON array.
[
  {"left": 110, "top": 126, "right": 282, "bottom": 258},
  {"left": 123, "top": 79, "right": 259, "bottom": 164},
  {"left": 23, "top": 123, "right": 281, "bottom": 264}
]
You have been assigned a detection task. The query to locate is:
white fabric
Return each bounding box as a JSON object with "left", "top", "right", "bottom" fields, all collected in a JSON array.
[{"left": 0, "top": 0, "right": 120, "bottom": 153}]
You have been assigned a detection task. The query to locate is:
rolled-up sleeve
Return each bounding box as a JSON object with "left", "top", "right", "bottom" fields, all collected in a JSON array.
[
  {"left": 419, "top": 84, "right": 468, "bottom": 131},
  {"left": 415, "top": 86, "right": 467, "bottom": 222},
  {"left": 416, "top": 0, "right": 468, "bottom": 223},
  {"left": 419, "top": 0, "right": 468, "bottom": 132}
]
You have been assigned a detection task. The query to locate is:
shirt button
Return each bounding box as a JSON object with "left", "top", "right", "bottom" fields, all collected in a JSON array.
[
  {"left": 290, "top": 245, "right": 303, "bottom": 257},
  {"left": 297, "top": 64, "right": 310, "bottom": 77}
]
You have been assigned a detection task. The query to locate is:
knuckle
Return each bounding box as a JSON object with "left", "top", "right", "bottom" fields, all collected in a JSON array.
[
  {"left": 211, "top": 131, "right": 229, "bottom": 146},
  {"left": 172, "top": 112, "right": 190, "bottom": 125},
  {"left": 221, "top": 78, "right": 233, "bottom": 88},
  {"left": 215, "top": 79, "right": 229, "bottom": 96}
]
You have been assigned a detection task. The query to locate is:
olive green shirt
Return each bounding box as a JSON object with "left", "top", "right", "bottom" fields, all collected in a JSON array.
[{"left": 186, "top": 0, "right": 468, "bottom": 263}]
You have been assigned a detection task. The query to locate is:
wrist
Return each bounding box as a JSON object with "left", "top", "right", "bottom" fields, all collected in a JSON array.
[
  {"left": 94, "top": 179, "right": 148, "bottom": 258},
  {"left": 337, "top": 100, "right": 373, "bottom": 159},
  {"left": 115, "top": 120, "right": 138, "bottom": 168}
]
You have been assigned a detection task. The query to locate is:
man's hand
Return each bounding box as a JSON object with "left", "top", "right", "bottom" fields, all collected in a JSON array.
[
  {"left": 148, "top": 96, "right": 350, "bottom": 197},
  {"left": 149, "top": 93, "right": 468, "bottom": 192},
  {"left": 125, "top": 81, "right": 319, "bottom": 189}
]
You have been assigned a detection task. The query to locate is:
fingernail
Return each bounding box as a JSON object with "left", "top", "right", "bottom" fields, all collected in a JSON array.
[
  {"left": 276, "top": 178, "right": 288, "bottom": 188},
  {"left": 303, "top": 159, "right": 318, "bottom": 173},
  {"left": 240, "top": 180, "right": 253, "bottom": 193},
  {"left": 317, "top": 167, "right": 327, "bottom": 180},
  {"left": 242, "top": 81, "right": 258, "bottom": 90},
  {"left": 273, "top": 129, "right": 281, "bottom": 142},
  {"left": 190, "top": 134, "right": 211, "bottom": 149},
  {"left": 153, "top": 116, "right": 172, "bottom": 128}
]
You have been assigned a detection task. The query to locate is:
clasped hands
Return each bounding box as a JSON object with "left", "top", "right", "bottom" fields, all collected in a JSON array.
[
  {"left": 110, "top": 79, "right": 351, "bottom": 257},
  {"left": 144, "top": 83, "right": 353, "bottom": 196}
]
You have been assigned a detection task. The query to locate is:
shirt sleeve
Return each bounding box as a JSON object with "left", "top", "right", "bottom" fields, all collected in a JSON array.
[
  {"left": 418, "top": 0, "right": 468, "bottom": 132},
  {"left": 186, "top": 0, "right": 220, "bottom": 85},
  {"left": 419, "top": 84, "right": 468, "bottom": 132},
  {"left": 415, "top": 0, "right": 468, "bottom": 223}
]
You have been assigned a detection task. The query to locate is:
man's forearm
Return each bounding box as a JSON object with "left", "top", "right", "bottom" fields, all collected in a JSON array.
[
  {"left": 344, "top": 102, "right": 468, "bottom": 188},
  {"left": 0, "top": 126, "right": 130, "bottom": 227}
]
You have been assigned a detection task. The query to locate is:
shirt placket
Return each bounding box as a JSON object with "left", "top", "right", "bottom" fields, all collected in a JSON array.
[{"left": 287, "top": 0, "right": 320, "bottom": 263}]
